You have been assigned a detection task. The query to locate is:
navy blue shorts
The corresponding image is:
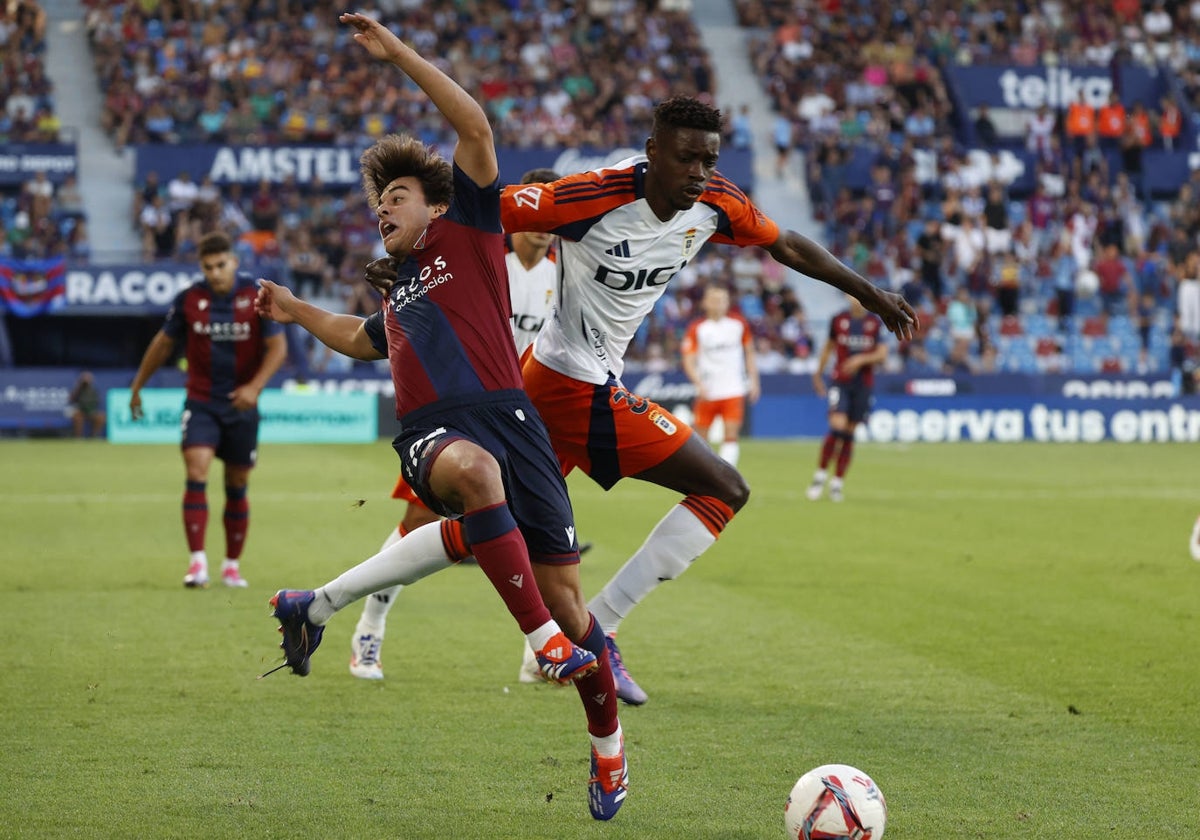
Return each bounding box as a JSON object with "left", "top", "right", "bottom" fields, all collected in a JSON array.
[
  {"left": 827, "top": 380, "right": 873, "bottom": 424},
  {"left": 392, "top": 389, "right": 579, "bottom": 564},
  {"left": 181, "top": 399, "right": 260, "bottom": 466}
]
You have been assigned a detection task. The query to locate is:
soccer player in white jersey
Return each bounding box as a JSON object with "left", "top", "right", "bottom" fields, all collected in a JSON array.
[
  {"left": 341, "top": 97, "right": 918, "bottom": 705},
  {"left": 681, "top": 282, "right": 760, "bottom": 467},
  {"left": 348, "top": 168, "right": 565, "bottom": 682},
  {"left": 498, "top": 98, "right": 915, "bottom": 705}
]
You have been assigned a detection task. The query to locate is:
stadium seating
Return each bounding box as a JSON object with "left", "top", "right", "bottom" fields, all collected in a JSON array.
[{"left": 732, "top": 0, "right": 1193, "bottom": 376}]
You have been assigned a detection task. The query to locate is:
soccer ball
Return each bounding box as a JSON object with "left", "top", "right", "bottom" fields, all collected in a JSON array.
[{"left": 783, "top": 764, "right": 887, "bottom": 840}]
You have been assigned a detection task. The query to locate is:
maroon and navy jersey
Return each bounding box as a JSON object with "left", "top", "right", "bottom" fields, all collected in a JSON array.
[
  {"left": 829, "top": 309, "right": 882, "bottom": 387},
  {"left": 364, "top": 165, "right": 523, "bottom": 419},
  {"left": 162, "top": 273, "right": 283, "bottom": 403}
]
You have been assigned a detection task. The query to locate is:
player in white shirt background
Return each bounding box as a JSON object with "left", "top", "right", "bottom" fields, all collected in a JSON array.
[{"left": 681, "top": 282, "right": 760, "bottom": 467}]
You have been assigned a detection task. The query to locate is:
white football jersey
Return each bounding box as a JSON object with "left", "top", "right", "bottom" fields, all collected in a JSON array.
[
  {"left": 506, "top": 250, "right": 557, "bottom": 356},
  {"left": 501, "top": 156, "right": 778, "bottom": 384},
  {"left": 681, "top": 314, "right": 753, "bottom": 400}
]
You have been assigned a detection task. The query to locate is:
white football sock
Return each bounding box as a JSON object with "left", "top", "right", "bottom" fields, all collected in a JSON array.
[
  {"left": 718, "top": 441, "right": 740, "bottom": 466},
  {"left": 526, "top": 620, "right": 559, "bottom": 654},
  {"left": 190, "top": 550, "right": 207, "bottom": 567},
  {"left": 358, "top": 527, "right": 407, "bottom": 631},
  {"left": 309, "top": 521, "right": 452, "bottom": 625},
  {"left": 588, "top": 504, "right": 716, "bottom": 635},
  {"left": 590, "top": 722, "right": 623, "bottom": 757}
]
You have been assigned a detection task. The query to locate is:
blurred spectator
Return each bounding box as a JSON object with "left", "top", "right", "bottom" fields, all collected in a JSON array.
[
  {"left": 68, "top": 371, "right": 105, "bottom": 438},
  {"left": 139, "top": 193, "right": 174, "bottom": 260},
  {"left": 1159, "top": 96, "right": 1182, "bottom": 151},
  {"left": 729, "top": 104, "right": 752, "bottom": 150},
  {"left": 1093, "top": 244, "right": 1132, "bottom": 319},
  {"left": 1178, "top": 253, "right": 1200, "bottom": 340},
  {"left": 974, "top": 104, "right": 998, "bottom": 150}
]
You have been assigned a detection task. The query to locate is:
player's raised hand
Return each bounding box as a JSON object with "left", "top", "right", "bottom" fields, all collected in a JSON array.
[
  {"left": 129, "top": 391, "right": 144, "bottom": 421},
  {"left": 340, "top": 12, "right": 405, "bottom": 63},
  {"left": 256, "top": 278, "right": 298, "bottom": 323},
  {"left": 364, "top": 257, "right": 399, "bottom": 295},
  {"left": 869, "top": 291, "right": 919, "bottom": 341}
]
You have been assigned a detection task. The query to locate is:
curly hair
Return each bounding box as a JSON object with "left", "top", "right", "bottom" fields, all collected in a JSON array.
[
  {"left": 652, "top": 96, "right": 723, "bottom": 137},
  {"left": 359, "top": 134, "right": 454, "bottom": 210}
]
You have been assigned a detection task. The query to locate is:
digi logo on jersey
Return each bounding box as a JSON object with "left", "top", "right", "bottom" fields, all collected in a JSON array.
[
  {"left": 512, "top": 314, "right": 545, "bottom": 333},
  {"left": 193, "top": 320, "right": 251, "bottom": 341},
  {"left": 593, "top": 262, "right": 685, "bottom": 292}
]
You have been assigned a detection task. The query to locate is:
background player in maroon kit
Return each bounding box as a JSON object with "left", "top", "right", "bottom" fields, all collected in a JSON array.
[
  {"left": 128, "top": 231, "right": 287, "bottom": 588},
  {"left": 807, "top": 295, "right": 887, "bottom": 502}
]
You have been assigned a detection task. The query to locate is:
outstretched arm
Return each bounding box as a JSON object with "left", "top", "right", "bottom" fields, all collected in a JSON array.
[
  {"left": 766, "top": 230, "right": 918, "bottom": 340},
  {"left": 255, "top": 279, "right": 384, "bottom": 362},
  {"left": 340, "top": 12, "right": 497, "bottom": 187}
]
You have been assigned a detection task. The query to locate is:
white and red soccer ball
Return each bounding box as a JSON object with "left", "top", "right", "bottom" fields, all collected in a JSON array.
[{"left": 784, "top": 764, "right": 887, "bottom": 840}]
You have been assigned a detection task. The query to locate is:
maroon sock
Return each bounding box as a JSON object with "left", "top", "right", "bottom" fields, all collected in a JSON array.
[
  {"left": 183, "top": 480, "right": 207, "bottom": 553},
  {"left": 818, "top": 433, "right": 837, "bottom": 470},
  {"left": 835, "top": 434, "right": 855, "bottom": 478},
  {"left": 223, "top": 485, "right": 249, "bottom": 560},
  {"left": 462, "top": 503, "right": 552, "bottom": 634},
  {"left": 572, "top": 614, "right": 619, "bottom": 737}
]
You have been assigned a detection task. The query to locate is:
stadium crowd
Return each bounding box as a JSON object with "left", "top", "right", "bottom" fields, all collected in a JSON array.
[
  {"left": 737, "top": 0, "right": 1200, "bottom": 382},
  {"left": 84, "top": 0, "right": 712, "bottom": 150},
  {"left": 0, "top": 1, "right": 86, "bottom": 262},
  {"left": 6, "top": 0, "right": 1184, "bottom": 384}
]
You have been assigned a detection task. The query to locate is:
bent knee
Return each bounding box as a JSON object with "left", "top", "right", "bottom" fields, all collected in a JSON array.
[{"left": 716, "top": 466, "right": 750, "bottom": 512}]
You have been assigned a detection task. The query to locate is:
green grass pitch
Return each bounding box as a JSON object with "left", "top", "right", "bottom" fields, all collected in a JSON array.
[{"left": 2, "top": 438, "right": 1198, "bottom": 838}]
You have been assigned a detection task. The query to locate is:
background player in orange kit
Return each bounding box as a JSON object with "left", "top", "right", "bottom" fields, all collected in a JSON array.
[{"left": 681, "top": 282, "right": 760, "bottom": 467}]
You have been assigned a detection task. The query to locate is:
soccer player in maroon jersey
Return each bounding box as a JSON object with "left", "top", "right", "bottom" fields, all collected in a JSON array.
[
  {"left": 254, "top": 13, "right": 626, "bottom": 819},
  {"left": 807, "top": 295, "right": 888, "bottom": 502},
  {"left": 128, "top": 231, "right": 287, "bottom": 588}
]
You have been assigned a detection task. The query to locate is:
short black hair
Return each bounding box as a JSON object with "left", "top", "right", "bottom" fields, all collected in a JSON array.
[
  {"left": 520, "top": 168, "right": 560, "bottom": 185},
  {"left": 652, "top": 97, "right": 723, "bottom": 137},
  {"left": 197, "top": 231, "right": 233, "bottom": 258}
]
